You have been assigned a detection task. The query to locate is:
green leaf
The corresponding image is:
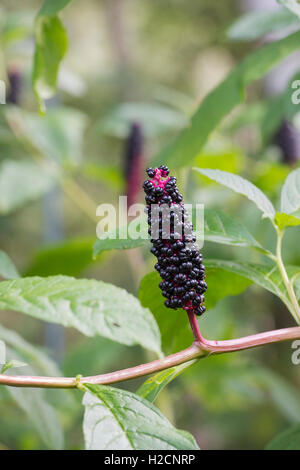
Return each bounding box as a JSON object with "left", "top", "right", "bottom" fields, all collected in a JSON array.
[
  {"left": 83, "top": 384, "right": 199, "bottom": 450},
  {"left": 205, "top": 259, "right": 300, "bottom": 309},
  {"left": 1, "top": 360, "right": 27, "bottom": 374},
  {"left": 227, "top": 8, "right": 298, "bottom": 41},
  {"left": 275, "top": 212, "right": 300, "bottom": 230},
  {"left": 139, "top": 270, "right": 251, "bottom": 355},
  {"left": 204, "top": 266, "right": 253, "bottom": 310},
  {"left": 0, "top": 250, "right": 19, "bottom": 279},
  {"left": 0, "top": 160, "right": 56, "bottom": 214},
  {"left": 32, "top": 14, "right": 68, "bottom": 112},
  {"left": 152, "top": 31, "right": 300, "bottom": 168},
  {"left": 24, "top": 238, "right": 96, "bottom": 277},
  {"left": 0, "top": 276, "right": 161, "bottom": 355},
  {"left": 194, "top": 168, "right": 275, "bottom": 219},
  {"left": 137, "top": 361, "right": 196, "bottom": 403},
  {"left": 266, "top": 424, "right": 300, "bottom": 450},
  {"left": 279, "top": 0, "right": 300, "bottom": 19},
  {"left": 204, "top": 209, "right": 262, "bottom": 248},
  {"left": 93, "top": 220, "right": 149, "bottom": 258},
  {"left": 39, "top": 0, "right": 73, "bottom": 16},
  {"left": 280, "top": 167, "right": 300, "bottom": 214}
]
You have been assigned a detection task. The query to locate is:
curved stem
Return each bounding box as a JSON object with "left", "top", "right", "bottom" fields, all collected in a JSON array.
[
  {"left": 1, "top": 326, "right": 300, "bottom": 389},
  {"left": 276, "top": 228, "right": 300, "bottom": 324},
  {"left": 0, "top": 344, "right": 205, "bottom": 388},
  {"left": 187, "top": 310, "right": 206, "bottom": 344}
]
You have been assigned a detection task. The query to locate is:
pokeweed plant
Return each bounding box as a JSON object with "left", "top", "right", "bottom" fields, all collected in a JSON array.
[
  {"left": 1, "top": 164, "right": 300, "bottom": 450},
  {"left": 1, "top": 0, "right": 300, "bottom": 451}
]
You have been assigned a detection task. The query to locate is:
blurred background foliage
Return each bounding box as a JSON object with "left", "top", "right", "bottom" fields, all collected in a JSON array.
[{"left": 0, "top": 0, "right": 300, "bottom": 450}]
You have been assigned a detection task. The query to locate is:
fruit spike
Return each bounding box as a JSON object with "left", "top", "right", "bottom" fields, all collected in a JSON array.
[{"left": 143, "top": 166, "right": 207, "bottom": 316}]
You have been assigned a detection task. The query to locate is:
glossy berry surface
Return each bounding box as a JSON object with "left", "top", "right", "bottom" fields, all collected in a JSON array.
[{"left": 143, "top": 166, "right": 207, "bottom": 316}]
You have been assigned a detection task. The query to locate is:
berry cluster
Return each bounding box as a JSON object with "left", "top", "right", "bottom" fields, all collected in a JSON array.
[{"left": 143, "top": 166, "right": 207, "bottom": 316}]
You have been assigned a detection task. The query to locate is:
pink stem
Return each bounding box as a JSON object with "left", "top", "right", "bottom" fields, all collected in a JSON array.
[
  {"left": 187, "top": 309, "right": 206, "bottom": 344},
  {"left": 202, "top": 327, "right": 300, "bottom": 352},
  {"left": 0, "top": 325, "right": 299, "bottom": 389}
]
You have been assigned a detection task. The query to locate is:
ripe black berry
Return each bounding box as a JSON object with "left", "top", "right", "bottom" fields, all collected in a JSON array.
[{"left": 143, "top": 166, "right": 207, "bottom": 316}]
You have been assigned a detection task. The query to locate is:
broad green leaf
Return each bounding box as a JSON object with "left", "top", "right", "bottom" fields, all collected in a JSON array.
[
  {"left": 98, "top": 102, "right": 187, "bottom": 138},
  {"left": 204, "top": 266, "right": 253, "bottom": 310},
  {"left": 137, "top": 361, "right": 196, "bottom": 403},
  {"left": 279, "top": 0, "right": 300, "bottom": 19},
  {"left": 205, "top": 259, "right": 300, "bottom": 310},
  {"left": 275, "top": 212, "right": 300, "bottom": 230},
  {"left": 152, "top": 31, "right": 300, "bottom": 168},
  {"left": 0, "top": 160, "right": 56, "bottom": 214},
  {"left": 4, "top": 347, "right": 64, "bottom": 449},
  {"left": 0, "top": 276, "right": 161, "bottom": 355},
  {"left": 83, "top": 384, "right": 199, "bottom": 450},
  {"left": 280, "top": 167, "right": 300, "bottom": 214},
  {"left": 0, "top": 250, "right": 19, "bottom": 279},
  {"left": 1, "top": 360, "right": 27, "bottom": 374},
  {"left": 39, "top": 0, "right": 73, "bottom": 15},
  {"left": 204, "top": 209, "right": 262, "bottom": 248},
  {"left": 139, "top": 270, "right": 252, "bottom": 355},
  {"left": 25, "top": 238, "right": 96, "bottom": 277},
  {"left": 32, "top": 14, "right": 68, "bottom": 112},
  {"left": 194, "top": 168, "right": 275, "bottom": 219},
  {"left": 266, "top": 424, "right": 300, "bottom": 450},
  {"left": 227, "top": 8, "right": 298, "bottom": 41}
]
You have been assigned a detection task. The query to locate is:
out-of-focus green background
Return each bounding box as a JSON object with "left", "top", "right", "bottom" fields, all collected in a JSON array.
[{"left": 0, "top": 0, "right": 300, "bottom": 450}]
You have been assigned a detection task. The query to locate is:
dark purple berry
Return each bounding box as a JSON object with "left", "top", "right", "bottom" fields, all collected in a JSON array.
[{"left": 143, "top": 166, "right": 207, "bottom": 315}]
